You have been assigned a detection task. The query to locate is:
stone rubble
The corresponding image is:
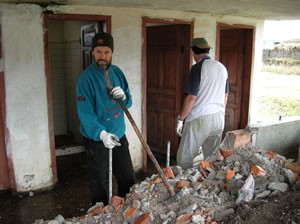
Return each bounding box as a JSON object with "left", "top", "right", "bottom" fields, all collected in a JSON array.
[{"left": 33, "top": 131, "right": 300, "bottom": 224}]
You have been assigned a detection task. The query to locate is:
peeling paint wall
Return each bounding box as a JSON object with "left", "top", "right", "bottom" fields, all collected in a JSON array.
[
  {"left": 0, "top": 4, "right": 53, "bottom": 191},
  {"left": 0, "top": 3, "right": 264, "bottom": 192}
]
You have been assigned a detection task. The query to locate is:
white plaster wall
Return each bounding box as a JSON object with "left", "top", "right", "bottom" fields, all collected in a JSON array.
[
  {"left": 0, "top": 3, "right": 264, "bottom": 191},
  {"left": 249, "top": 21, "right": 265, "bottom": 124},
  {"left": 0, "top": 4, "right": 53, "bottom": 191}
]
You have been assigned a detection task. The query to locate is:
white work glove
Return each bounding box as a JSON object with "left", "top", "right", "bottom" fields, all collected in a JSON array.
[
  {"left": 176, "top": 119, "right": 184, "bottom": 137},
  {"left": 100, "top": 130, "right": 121, "bottom": 149},
  {"left": 110, "top": 86, "right": 126, "bottom": 101}
]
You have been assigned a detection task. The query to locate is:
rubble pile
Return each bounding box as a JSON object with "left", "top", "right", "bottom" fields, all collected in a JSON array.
[{"left": 34, "top": 131, "right": 300, "bottom": 224}]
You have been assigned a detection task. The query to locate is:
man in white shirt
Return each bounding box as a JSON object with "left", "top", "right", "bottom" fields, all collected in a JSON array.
[{"left": 176, "top": 37, "right": 229, "bottom": 169}]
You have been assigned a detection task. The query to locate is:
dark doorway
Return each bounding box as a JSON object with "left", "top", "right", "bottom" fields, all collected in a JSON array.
[{"left": 43, "top": 14, "right": 111, "bottom": 183}]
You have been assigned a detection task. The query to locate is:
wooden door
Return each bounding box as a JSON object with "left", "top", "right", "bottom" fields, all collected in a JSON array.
[
  {"left": 0, "top": 25, "right": 9, "bottom": 190},
  {"left": 146, "top": 25, "right": 189, "bottom": 156},
  {"left": 220, "top": 29, "right": 249, "bottom": 132}
]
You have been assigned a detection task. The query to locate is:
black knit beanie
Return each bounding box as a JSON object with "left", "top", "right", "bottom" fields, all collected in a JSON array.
[{"left": 91, "top": 32, "right": 114, "bottom": 52}]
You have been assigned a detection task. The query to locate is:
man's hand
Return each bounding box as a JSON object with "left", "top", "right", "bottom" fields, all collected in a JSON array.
[
  {"left": 110, "top": 86, "right": 126, "bottom": 100},
  {"left": 176, "top": 119, "right": 184, "bottom": 137},
  {"left": 100, "top": 131, "right": 121, "bottom": 148}
]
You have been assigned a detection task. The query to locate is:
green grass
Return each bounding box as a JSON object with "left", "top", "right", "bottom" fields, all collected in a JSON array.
[
  {"left": 262, "top": 58, "right": 300, "bottom": 75},
  {"left": 259, "top": 48, "right": 300, "bottom": 121},
  {"left": 263, "top": 57, "right": 300, "bottom": 66},
  {"left": 259, "top": 97, "right": 300, "bottom": 117}
]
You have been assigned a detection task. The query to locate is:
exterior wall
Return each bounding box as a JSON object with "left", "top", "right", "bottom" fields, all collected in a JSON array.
[
  {"left": 0, "top": 4, "right": 53, "bottom": 191},
  {"left": 0, "top": 3, "right": 263, "bottom": 191},
  {"left": 249, "top": 20, "right": 265, "bottom": 124}
]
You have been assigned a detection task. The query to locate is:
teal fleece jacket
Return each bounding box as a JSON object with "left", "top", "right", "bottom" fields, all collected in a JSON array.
[{"left": 76, "top": 61, "right": 132, "bottom": 141}]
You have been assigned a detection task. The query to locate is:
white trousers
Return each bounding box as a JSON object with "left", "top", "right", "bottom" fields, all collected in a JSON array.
[{"left": 176, "top": 111, "right": 224, "bottom": 169}]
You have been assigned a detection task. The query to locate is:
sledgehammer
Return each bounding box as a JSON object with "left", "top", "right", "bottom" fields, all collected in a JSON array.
[
  {"left": 102, "top": 65, "right": 175, "bottom": 197},
  {"left": 118, "top": 100, "right": 175, "bottom": 196}
]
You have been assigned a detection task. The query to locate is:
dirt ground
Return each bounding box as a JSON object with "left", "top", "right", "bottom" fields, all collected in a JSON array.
[{"left": 223, "top": 190, "right": 300, "bottom": 224}]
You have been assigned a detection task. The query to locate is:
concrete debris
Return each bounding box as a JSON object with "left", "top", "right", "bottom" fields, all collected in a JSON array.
[{"left": 33, "top": 144, "right": 300, "bottom": 224}]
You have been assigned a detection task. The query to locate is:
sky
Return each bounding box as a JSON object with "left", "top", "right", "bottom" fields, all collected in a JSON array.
[{"left": 263, "top": 20, "right": 300, "bottom": 41}]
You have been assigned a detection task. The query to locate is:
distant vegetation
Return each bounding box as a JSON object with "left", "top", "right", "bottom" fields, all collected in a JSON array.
[
  {"left": 259, "top": 97, "right": 300, "bottom": 117},
  {"left": 262, "top": 40, "right": 300, "bottom": 75},
  {"left": 259, "top": 40, "right": 300, "bottom": 121},
  {"left": 262, "top": 58, "right": 300, "bottom": 75}
]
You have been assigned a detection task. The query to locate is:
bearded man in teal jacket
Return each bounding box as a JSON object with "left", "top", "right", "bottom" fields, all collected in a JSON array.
[{"left": 76, "top": 32, "right": 135, "bottom": 205}]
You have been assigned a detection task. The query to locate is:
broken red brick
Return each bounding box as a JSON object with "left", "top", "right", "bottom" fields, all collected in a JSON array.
[
  {"left": 176, "top": 180, "right": 191, "bottom": 189},
  {"left": 200, "top": 161, "right": 211, "bottom": 170},
  {"left": 176, "top": 212, "right": 192, "bottom": 224},
  {"left": 88, "top": 206, "right": 103, "bottom": 216},
  {"left": 134, "top": 213, "right": 151, "bottom": 224},
  {"left": 287, "top": 163, "right": 300, "bottom": 175},
  {"left": 251, "top": 165, "right": 267, "bottom": 176},
  {"left": 224, "top": 183, "right": 232, "bottom": 191},
  {"left": 229, "top": 130, "right": 252, "bottom": 149},
  {"left": 226, "top": 169, "right": 235, "bottom": 180},
  {"left": 124, "top": 207, "right": 137, "bottom": 219},
  {"left": 266, "top": 150, "right": 278, "bottom": 159},
  {"left": 111, "top": 196, "right": 124, "bottom": 210},
  {"left": 152, "top": 176, "right": 161, "bottom": 184},
  {"left": 164, "top": 166, "right": 175, "bottom": 179},
  {"left": 221, "top": 130, "right": 252, "bottom": 153},
  {"left": 221, "top": 149, "right": 233, "bottom": 158}
]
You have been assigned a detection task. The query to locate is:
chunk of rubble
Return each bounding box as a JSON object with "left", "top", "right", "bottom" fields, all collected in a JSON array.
[{"left": 35, "top": 137, "right": 299, "bottom": 224}]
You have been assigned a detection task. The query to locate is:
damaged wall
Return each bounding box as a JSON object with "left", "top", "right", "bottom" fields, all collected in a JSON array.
[
  {"left": 0, "top": 3, "right": 264, "bottom": 192},
  {"left": 0, "top": 4, "right": 53, "bottom": 191}
]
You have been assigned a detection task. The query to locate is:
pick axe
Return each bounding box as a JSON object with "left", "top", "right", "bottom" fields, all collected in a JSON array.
[{"left": 101, "top": 65, "right": 175, "bottom": 197}]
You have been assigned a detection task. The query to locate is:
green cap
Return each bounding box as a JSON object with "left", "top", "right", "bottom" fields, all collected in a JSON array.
[{"left": 191, "top": 37, "right": 211, "bottom": 49}]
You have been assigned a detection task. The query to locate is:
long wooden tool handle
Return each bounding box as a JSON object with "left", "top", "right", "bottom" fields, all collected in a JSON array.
[{"left": 119, "top": 100, "right": 175, "bottom": 196}]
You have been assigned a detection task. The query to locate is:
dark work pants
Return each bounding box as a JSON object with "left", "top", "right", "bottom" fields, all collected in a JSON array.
[{"left": 84, "top": 135, "right": 136, "bottom": 205}]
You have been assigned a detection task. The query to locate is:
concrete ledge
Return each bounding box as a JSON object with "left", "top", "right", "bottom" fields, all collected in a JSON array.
[
  {"left": 247, "top": 116, "right": 300, "bottom": 157},
  {"left": 56, "top": 145, "right": 86, "bottom": 156}
]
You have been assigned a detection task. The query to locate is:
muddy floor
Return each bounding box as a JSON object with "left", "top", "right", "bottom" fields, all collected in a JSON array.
[
  {"left": 0, "top": 152, "right": 299, "bottom": 224},
  {"left": 0, "top": 152, "right": 172, "bottom": 224},
  {"left": 224, "top": 190, "right": 300, "bottom": 224}
]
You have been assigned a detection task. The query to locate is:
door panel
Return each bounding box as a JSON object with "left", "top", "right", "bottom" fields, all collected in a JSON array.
[
  {"left": 0, "top": 25, "right": 9, "bottom": 190},
  {"left": 146, "top": 25, "right": 182, "bottom": 156},
  {"left": 0, "top": 74, "right": 9, "bottom": 190},
  {"left": 0, "top": 113, "right": 9, "bottom": 191},
  {"left": 220, "top": 29, "right": 244, "bottom": 132}
]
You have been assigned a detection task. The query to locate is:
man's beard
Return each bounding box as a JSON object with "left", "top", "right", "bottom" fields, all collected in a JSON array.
[{"left": 96, "top": 59, "right": 111, "bottom": 65}]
